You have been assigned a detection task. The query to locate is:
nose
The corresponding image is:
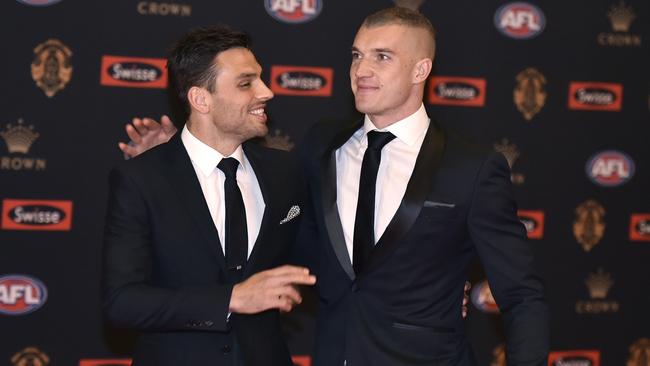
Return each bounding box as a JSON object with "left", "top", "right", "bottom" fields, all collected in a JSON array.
[
  {"left": 353, "top": 57, "right": 372, "bottom": 79},
  {"left": 256, "top": 81, "right": 274, "bottom": 101}
]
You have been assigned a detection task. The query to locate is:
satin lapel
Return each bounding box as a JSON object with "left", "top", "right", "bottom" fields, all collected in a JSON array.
[
  {"left": 161, "top": 134, "right": 226, "bottom": 269},
  {"left": 320, "top": 120, "right": 363, "bottom": 281},
  {"left": 241, "top": 142, "right": 272, "bottom": 278},
  {"left": 360, "top": 120, "right": 446, "bottom": 276}
]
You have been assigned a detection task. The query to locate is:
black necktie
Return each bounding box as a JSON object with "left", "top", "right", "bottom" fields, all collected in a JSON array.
[
  {"left": 353, "top": 130, "right": 396, "bottom": 274},
  {"left": 218, "top": 157, "right": 248, "bottom": 282}
]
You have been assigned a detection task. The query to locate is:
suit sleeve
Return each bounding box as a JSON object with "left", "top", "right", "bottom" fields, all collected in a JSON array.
[
  {"left": 102, "top": 165, "right": 233, "bottom": 332},
  {"left": 467, "top": 152, "right": 549, "bottom": 365}
]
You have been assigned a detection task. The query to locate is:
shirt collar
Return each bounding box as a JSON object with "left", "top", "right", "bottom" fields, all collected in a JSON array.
[
  {"left": 361, "top": 103, "right": 429, "bottom": 147},
  {"left": 181, "top": 125, "right": 246, "bottom": 177}
]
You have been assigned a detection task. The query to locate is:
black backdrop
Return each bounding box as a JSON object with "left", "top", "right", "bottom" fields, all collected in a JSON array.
[{"left": 1, "top": 0, "right": 649, "bottom": 365}]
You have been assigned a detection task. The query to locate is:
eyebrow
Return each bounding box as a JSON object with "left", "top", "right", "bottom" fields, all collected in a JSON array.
[
  {"left": 351, "top": 46, "right": 395, "bottom": 54},
  {"left": 236, "top": 72, "right": 258, "bottom": 79}
]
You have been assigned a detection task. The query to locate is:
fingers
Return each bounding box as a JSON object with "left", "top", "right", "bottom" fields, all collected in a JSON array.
[
  {"left": 464, "top": 281, "right": 471, "bottom": 292},
  {"left": 125, "top": 123, "right": 142, "bottom": 144},
  {"left": 141, "top": 117, "right": 162, "bottom": 131},
  {"left": 160, "top": 115, "right": 178, "bottom": 135},
  {"left": 118, "top": 142, "right": 135, "bottom": 157},
  {"left": 132, "top": 117, "right": 149, "bottom": 136},
  {"left": 275, "top": 285, "right": 302, "bottom": 305}
]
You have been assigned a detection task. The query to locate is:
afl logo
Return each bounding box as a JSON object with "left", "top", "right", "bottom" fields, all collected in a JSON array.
[
  {"left": 586, "top": 150, "right": 635, "bottom": 187},
  {"left": 470, "top": 280, "right": 500, "bottom": 314},
  {"left": 494, "top": 2, "right": 545, "bottom": 39},
  {"left": 16, "top": 0, "right": 62, "bottom": 6},
  {"left": 0, "top": 275, "right": 48, "bottom": 315},
  {"left": 265, "top": 0, "right": 322, "bottom": 24}
]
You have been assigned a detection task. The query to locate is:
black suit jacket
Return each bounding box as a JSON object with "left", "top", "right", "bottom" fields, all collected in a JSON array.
[
  {"left": 102, "top": 134, "right": 303, "bottom": 366},
  {"left": 297, "top": 118, "right": 549, "bottom": 366}
]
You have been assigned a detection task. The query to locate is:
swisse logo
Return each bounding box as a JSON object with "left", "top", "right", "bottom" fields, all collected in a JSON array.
[
  {"left": 470, "top": 280, "right": 500, "bottom": 314},
  {"left": 1, "top": 199, "right": 73, "bottom": 231},
  {"left": 79, "top": 359, "right": 132, "bottom": 366},
  {"left": 265, "top": 0, "right": 322, "bottom": 24},
  {"left": 569, "top": 82, "right": 622, "bottom": 111},
  {"left": 291, "top": 356, "right": 311, "bottom": 366},
  {"left": 16, "top": 0, "right": 62, "bottom": 5},
  {"left": 630, "top": 214, "right": 650, "bottom": 242},
  {"left": 548, "top": 350, "right": 600, "bottom": 366},
  {"left": 517, "top": 210, "right": 544, "bottom": 239},
  {"left": 270, "top": 66, "right": 333, "bottom": 96},
  {"left": 494, "top": 2, "right": 545, "bottom": 39},
  {"left": 586, "top": 150, "right": 635, "bottom": 187},
  {"left": 100, "top": 55, "right": 168, "bottom": 89},
  {"left": 0, "top": 275, "right": 48, "bottom": 315},
  {"left": 428, "top": 77, "right": 486, "bottom": 107}
]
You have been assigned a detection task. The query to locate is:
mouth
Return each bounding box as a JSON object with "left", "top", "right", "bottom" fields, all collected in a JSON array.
[
  {"left": 355, "top": 83, "right": 379, "bottom": 93},
  {"left": 248, "top": 105, "right": 267, "bottom": 121}
]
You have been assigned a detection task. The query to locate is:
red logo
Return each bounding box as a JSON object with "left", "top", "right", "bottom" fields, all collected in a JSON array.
[
  {"left": 270, "top": 66, "right": 333, "bottom": 97},
  {"left": 586, "top": 150, "right": 634, "bottom": 187},
  {"left": 548, "top": 350, "right": 600, "bottom": 366},
  {"left": 1, "top": 199, "right": 73, "bottom": 231},
  {"left": 470, "top": 280, "right": 500, "bottom": 314},
  {"left": 630, "top": 214, "right": 650, "bottom": 242},
  {"left": 428, "top": 76, "right": 486, "bottom": 107},
  {"left": 79, "top": 360, "right": 132, "bottom": 366},
  {"left": 100, "top": 55, "right": 168, "bottom": 89},
  {"left": 0, "top": 274, "right": 48, "bottom": 315},
  {"left": 568, "top": 82, "right": 622, "bottom": 111},
  {"left": 292, "top": 356, "right": 311, "bottom": 366},
  {"left": 518, "top": 210, "right": 545, "bottom": 239}
]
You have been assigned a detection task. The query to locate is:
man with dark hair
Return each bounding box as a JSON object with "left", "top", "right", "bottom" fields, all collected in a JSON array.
[
  {"left": 119, "top": 7, "right": 548, "bottom": 365},
  {"left": 103, "top": 25, "right": 315, "bottom": 366}
]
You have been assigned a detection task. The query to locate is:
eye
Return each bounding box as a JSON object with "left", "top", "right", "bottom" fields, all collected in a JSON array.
[
  {"left": 239, "top": 81, "right": 251, "bottom": 89},
  {"left": 378, "top": 53, "right": 390, "bottom": 61},
  {"left": 351, "top": 51, "right": 361, "bottom": 60}
]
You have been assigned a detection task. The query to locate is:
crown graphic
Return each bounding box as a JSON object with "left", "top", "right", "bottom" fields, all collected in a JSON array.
[
  {"left": 263, "top": 129, "right": 294, "bottom": 151},
  {"left": 586, "top": 268, "right": 614, "bottom": 299},
  {"left": 494, "top": 138, "right": 520, "bottom": 168},
  {"left": 608, "top": 1, "right": 636, "bottom": 32},
  {"left": 0, "top": 119, "right": 39, "bottom": 154}
]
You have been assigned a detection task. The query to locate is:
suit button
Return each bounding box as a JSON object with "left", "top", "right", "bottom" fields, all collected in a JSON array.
[
  {"left": 351, "top": 281, "right": 359, "bottom": 292},
  {"left": 222, "top": 345, "right": 231, "bottom": 354}
]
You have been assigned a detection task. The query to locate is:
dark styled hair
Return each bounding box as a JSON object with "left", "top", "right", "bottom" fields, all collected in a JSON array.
[{"left": 167, "top": 25, "right": 251, "bottom": 113}]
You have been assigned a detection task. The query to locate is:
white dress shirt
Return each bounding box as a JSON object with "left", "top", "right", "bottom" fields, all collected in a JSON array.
[
  {"left": 181, "top": 126, "right": 265, "bottom": 258},
  {"left": 336, "top": 103, "right": 430, "bottom": 263}
]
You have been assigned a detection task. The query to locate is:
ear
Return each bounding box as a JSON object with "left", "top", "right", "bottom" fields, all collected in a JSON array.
[
  {"left": 187, "top": 86, "right": 211, "bottom": 114},
  {"left": 413, "top": 58, "right": 433, "bottom": 84}
]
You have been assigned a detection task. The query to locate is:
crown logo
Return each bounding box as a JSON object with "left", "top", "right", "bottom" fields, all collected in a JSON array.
[
  {"left": 586, "top": 268, "right": 614, "bottom": 299},
  {"left": 262, "top": 129, "right": 294, "bottom": 151},
  {"left": 1, "top": 119, "right": 40, "bottom": 154},
  {"left": 608, "top": 1, "right": 636, "bottom": 32}
]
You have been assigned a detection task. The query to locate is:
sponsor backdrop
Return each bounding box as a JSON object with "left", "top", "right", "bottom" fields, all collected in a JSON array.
[{"left": 1, "top": 0, "right": 648, "bottom": 365}]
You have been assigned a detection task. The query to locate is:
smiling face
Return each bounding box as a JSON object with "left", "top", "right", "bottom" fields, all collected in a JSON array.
[
  {"left": 206, "top": 47, "right": 273, "bottom": 143},
  {"left": 350, "top": 23, "right": 433, "bottom": 127}
]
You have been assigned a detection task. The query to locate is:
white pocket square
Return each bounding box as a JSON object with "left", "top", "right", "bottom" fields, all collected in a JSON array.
[
  {"left": 423, "top": 200, "right": 456, "bottom": 208},
  {"left": 279, "top": 205, "right": 301, "bottom": 224}
]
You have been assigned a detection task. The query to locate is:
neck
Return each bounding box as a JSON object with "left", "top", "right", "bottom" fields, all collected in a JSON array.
[
  {"left": 186, "top": 117, "right": 241, "bottom": 157},
  {"left": 368, "top": 99, "right": 423, "bottom": 129}
]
